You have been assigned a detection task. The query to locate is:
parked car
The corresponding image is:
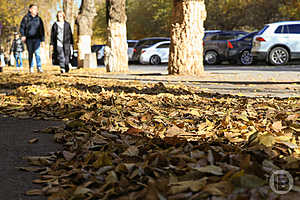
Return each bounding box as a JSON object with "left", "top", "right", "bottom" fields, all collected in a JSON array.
[
  {"left": 131, "top": 37, "right": 170, "bottom": 63},
  {"left": 139, "top": 41, "right": 170, "bottom": 65},
  {"left": 127, "top": 40, "right": 138, "bottom": 62},
  {"left": 91, "top": 44, "right": 105, "bottom": 65},
  {"left": 204, "top": 30, "right": 248, "bottom": 65},
  {"left": 226, "top": 31, "right": 258, "bottom": 65},
  {"left": 252, "top": 21, "right": 300, "bottom": 65}
]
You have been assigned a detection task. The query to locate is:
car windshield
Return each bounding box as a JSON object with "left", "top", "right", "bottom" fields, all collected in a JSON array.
[{"left": 257, "top": 25, "right": 269, "bottom": 35}]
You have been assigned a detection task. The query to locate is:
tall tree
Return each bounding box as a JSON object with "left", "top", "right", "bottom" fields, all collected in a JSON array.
[
  {"left": 168, "top": 0, "right": 206, "bottom": 75},
  {"left": 105, "top": 0, "right": 128, "bottom": 72},
  {"left": 63, "top": 0, "right": 78, "bottom": 31},
  {"left": 76, "top": 0, "right": 97, "bottom": 67}
]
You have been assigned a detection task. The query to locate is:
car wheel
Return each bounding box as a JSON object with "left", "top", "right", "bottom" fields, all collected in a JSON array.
[
  {"left": 149, "top": 55, "right": 161, "bottom": 65},
  {"left": 205, "top": 51, "right": 219, "bottom": 65},
  {"left": 269, "top": 47, "right": 289, "bottom": 65},
  {"left": 239, "top": 50, "right": 253, "bottom": 65}
]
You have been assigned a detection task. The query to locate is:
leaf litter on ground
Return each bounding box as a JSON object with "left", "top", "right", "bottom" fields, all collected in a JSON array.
[{"left": 0, "top": 72, "right": 299, "bottom": 199}]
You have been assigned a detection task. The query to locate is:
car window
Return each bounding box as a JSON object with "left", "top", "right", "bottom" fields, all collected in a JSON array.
[
  {"left": 287, "top": 24, "right": 300, "bottom": 34},
  {"left": 275, "top": 25, "right": 283, "bottom": 33},
  {"left": 128, "top": 42, "right": 137, "bottom": 47},
  {"left": 157, "top": 43, "right": 170, "bottom": 48},
  {"left": 257, "top": 25, "right": 269, "bottom": 35},
  {"left": 218, "top": 34, "right": 235, "bottom": 40},
  {"left": 137, "top": 39, "right": 168, "bottom": 47},
  {"left": 207, "top": 34, "right": 218, "bottom": 40},
  {"left": 243, "top": 35, "right": 253, "bottom": 41},
  {"left": 236, "top": 33, "right": 247, "bottom": 39}
]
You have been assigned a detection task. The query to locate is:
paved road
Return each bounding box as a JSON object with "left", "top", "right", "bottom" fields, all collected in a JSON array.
[{"left": 0, "top": 116, "right": 62, "bottom": 200}]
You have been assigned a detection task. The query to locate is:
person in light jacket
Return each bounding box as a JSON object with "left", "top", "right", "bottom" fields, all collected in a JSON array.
[{"left": 50, "top": 11, "right": 74, "bottom": 73}]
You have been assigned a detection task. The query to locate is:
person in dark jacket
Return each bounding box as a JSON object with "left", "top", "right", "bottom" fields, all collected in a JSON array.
[
  {"left": 19, "top": 4, "right": 45, "bottom": 73},
  {"left": 10, "top": 32, "right": 25, "bottom": 71},
  {"left": 50, "top": 11, "right": 74, "bottom": 73}
]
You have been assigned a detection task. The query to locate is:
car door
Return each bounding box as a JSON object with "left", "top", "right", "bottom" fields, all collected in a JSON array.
[
  {"left": 215, "top": 33, "right": 236, "bottom": 59},
  {"left": 273, "top": 25, "right": 290, "bottom": 49},
  {"left": 156, "top": 43, "right": 170, "bottom": 63},
  {"left": 286, "top": 24, "right": 300, "bottom": 59}
]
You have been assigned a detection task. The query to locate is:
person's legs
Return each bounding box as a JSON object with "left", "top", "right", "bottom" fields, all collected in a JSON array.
[
  {"left": 64, "top": 50, "right": 70, "bottom": 73},
  {"left": 19, "top": 52, "right": 23, "bottom": 69},
  {"left": 33, "top": 40, "right": 42, "bottom": 72},
  {"left": 14, "top": 53, "right": 19, "bottom": 69},
  {"left": 26, "top": 40, "right": 34, "bottom": 73},
  {"left": 57, "top": 46, "right": 66, "bottom": 73}
]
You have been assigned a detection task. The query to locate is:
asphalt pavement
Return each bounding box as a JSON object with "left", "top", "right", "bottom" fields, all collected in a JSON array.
[{"left": 0, "top": 116, "right": 62, "bottom": 200}]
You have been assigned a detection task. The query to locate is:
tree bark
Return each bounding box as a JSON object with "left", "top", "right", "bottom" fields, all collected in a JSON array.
[
  {"left": 168, "top": 0, "right": 206, "bottom": 75},
  {"left": 76, "top": 0, "right": 97, "bottom": 67},
  {"left": 63, "top": 0, "right": 78, "bottom": 31},
  {"left": 105, "top": 0, "right": 128, "bottom": 72}
]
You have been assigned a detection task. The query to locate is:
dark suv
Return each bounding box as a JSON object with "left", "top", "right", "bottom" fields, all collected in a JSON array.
[
  {"left": 204, "top": 30, "right": 248, "bottom": 65},
  {"left": 131, "top": 37, "right": 170, "bottom": 63}
]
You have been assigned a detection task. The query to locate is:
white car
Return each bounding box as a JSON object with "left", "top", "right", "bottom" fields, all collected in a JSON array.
[
  {"left": 251, "top": 21, "right": 300, "bottom": 65},
  {"left": 139, "top": 41, "right": 170, "bottom": 65}
]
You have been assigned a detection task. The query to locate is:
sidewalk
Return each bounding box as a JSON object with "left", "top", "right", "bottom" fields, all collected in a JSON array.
[{"left": 66, "top": 66, "right": 300, "bottom": 98}]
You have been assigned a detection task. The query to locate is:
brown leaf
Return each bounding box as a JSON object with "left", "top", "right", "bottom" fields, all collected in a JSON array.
[
  {"left": 258, "top": 134, "right": 275, "bottom": 147},
  {"left": 16, "top": 167, "right": 44, "bottom": 172},
  {"left": 25, "top": 189, "right": 44, "bottom": 196},
  {"left": 122, "top": 146, "right": 139, "bottom": 157},
  {"left": 165, "top": 125, "right": 187, "bottom": 138},
  {"left": 127, "top": 127, "right": 143, "bottom": 136},
  {"left": 28, "top": 138, "right": 39, "bottom": 144},
  {"left": 286, "top": 114, "right": 299, "bottom": 121},
  {"left": 63, "top": 151, "right": 76, "bottom": 161},
  {"left": 194, "top": 165, "right": 223, "bottom": 175},
  {"left": 271, "top": 121, "right": 283, "bottom": 132}
]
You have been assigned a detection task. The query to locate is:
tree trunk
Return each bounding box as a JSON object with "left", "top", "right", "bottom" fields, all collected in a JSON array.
[
  {"left": 76, "top": 0, "right": 97, "bottom": 67},
  {"left": 168, "top": 0, "right": 206, "bottom": 75},
  {"left": 105, "top": 0, "right": 128, "bottom": 72},
  {"left": 63, "top": 0, "right": 78, "bottom": 31}
]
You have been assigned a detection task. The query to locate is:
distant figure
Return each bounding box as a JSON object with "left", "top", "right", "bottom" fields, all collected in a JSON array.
[
  {"left": 0, "top": 48, "right": 5, "bottom": 72},
  {"left": 10, "top": 32, "right": 24, "bottom": 71},
  {"left": 19, "top": 4, "right": 45, "bottom": 73},
  {"left": 50, "top": 11, "right": 74, "bottom": 73}
]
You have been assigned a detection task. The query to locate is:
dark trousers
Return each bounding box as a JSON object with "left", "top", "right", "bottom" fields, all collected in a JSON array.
[
  {"left": 26, "top": 39, "right": 42, "bottom": 70},
  {"left": 57, "top": 46, "right": 69, "bottom": 72}
]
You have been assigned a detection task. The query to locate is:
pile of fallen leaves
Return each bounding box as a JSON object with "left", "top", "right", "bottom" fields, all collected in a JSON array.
[{"left": 0, "top": 73, "right": 299, "bottom": 200}]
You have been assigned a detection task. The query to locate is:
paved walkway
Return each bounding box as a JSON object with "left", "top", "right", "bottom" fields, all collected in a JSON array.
[
  {"left": 66, "top": 65, "right": 300, "bottom": 98},
  {"left": 0, "top": 116, "right": 62, "bottom": 200}
]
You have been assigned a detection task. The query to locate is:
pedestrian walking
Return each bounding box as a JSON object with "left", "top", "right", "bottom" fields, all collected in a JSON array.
[
  {"left": 0, "top": 48, "right": 5, "bottom": 72},
  {"left": 50, "top": 11, "right": 74, "bottom": 73},
  {"left": 10, "top": 32, "right": 24, "bottom": 72},
  {"left": 19, "top": 4, "right": 45, "bottom": 73}
]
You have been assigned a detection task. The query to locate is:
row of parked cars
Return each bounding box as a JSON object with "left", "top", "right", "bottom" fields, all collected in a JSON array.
[
  {"left": 204, "top": 20, "right": 300, "bottom": 66},
  {"left": 86, "top": 20, "right": 300, "bottom": 66}
]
